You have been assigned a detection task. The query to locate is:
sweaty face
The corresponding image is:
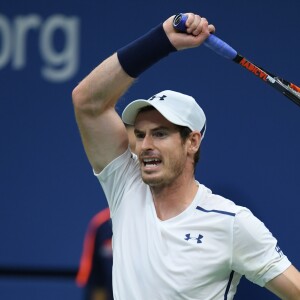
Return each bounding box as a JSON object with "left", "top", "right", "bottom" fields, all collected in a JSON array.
[{"left": 134, "top": 109, "right": 189, "bottom": 188}]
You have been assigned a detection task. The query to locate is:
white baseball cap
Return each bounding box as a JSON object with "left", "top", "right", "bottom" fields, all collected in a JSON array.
[{"left": 122, "top": 90, "right": 206, "bottom": 139}]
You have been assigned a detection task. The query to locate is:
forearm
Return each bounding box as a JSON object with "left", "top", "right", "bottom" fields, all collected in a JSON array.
[
  {"left": 73, "top": 23, "right": 175, "bottom": 115},
  {"left": 72, "top": 13, "right": 214, "bottom": 116},
  {"left": 265, "top": 265, "right": 300, "bottom": 299}
]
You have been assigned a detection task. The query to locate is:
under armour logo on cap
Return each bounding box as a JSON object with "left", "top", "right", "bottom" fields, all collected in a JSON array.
[{"left": 149, "top": 95, "right": 167, "bottom": 101}]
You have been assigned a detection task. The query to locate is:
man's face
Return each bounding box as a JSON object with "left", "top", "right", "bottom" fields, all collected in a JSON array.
[{"left": 134, "top": 109, "right": 189, "bottom": 188}]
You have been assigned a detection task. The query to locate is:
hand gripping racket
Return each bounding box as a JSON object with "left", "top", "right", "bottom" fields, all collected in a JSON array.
[{"left": 173, "top": 13, "right": 300, "bottom": 107}]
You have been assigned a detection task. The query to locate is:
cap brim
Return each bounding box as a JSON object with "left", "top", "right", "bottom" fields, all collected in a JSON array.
[{"left": 122, "top": 99, "right": 154, "bottom": 125}]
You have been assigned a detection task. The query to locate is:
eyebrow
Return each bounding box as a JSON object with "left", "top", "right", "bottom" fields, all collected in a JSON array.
[{"left": 134, "top": 126, "right": 173, "bottom": 135}]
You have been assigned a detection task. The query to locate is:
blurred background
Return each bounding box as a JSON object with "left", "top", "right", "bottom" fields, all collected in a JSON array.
[{"left": 0, "top": 0, "right": 299, "bottom": 299}]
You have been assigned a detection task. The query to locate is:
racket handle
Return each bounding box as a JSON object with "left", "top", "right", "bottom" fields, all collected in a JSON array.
[{"left": 173, "top": 13, "right": 237, "bottom": 60}]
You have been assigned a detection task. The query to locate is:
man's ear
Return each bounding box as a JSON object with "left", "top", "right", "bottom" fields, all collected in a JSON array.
[{"left": 188, "top": 131, "right": 201, "bottom": 154}]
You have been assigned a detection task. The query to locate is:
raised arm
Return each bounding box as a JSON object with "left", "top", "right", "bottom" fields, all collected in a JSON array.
[
  {"left": 72, "top": 13, "right": 215, "bottom": 173},
  {"left": 72, "top": 53, "right": 133, "bottom": 173}
]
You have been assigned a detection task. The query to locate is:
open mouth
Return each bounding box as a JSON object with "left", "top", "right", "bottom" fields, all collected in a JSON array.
[{"left": 143, "top": 158, "right": 162, "bottom": 167}]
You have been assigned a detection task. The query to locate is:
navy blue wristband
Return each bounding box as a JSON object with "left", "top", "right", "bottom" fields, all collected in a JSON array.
[{"left": 117, "top": 23, "right": 177, "bottom": 78}]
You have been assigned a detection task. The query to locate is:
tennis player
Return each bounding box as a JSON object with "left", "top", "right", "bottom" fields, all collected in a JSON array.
[{"left": 72, "top": 12, "right": 300, "bottom": 299}]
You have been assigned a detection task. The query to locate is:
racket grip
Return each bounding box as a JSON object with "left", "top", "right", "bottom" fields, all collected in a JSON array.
[{"left": 173, "top": 13, "right": 237, "bottom": 60}]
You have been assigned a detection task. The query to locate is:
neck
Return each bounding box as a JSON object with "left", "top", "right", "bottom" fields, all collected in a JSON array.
[{"left": 151, "top": 175, "right": 199, "bottom": 221}]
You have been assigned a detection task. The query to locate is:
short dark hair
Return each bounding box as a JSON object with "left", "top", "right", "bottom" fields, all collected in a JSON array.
[{"left": 177, "top": 125, "right": 200, "bottom": 172}]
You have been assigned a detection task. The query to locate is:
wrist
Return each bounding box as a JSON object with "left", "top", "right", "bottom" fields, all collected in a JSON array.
[{"left": 117, "top": 23, "right": 177, "bottom": 78}]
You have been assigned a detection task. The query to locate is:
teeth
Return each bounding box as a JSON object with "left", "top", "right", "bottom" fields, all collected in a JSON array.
[
  {"left": 143, "top": 158, "right": 160, "bottom": 164},
  {"left": 144, "top": 158, "right": 160, "bottom": 162}
]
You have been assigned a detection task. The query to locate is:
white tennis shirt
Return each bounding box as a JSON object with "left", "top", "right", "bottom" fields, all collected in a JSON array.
[{"left": 96, "top": 149, "right": 290, "bottom": 300}]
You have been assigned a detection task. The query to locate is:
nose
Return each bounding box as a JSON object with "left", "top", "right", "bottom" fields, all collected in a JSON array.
[{"left": 141, "top": 134, "right": 154, "bottom": 150}]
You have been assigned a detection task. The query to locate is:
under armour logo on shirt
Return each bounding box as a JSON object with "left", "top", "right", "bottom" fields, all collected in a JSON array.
[
  {"left": 185, "top": 233, "right": 203, "bottom": 244},
  {"left": 275, "top": 244, "right": 283, "bottom": 257},
  {"left": 149, "top": 95, "right": 167, "bottom": 101}
]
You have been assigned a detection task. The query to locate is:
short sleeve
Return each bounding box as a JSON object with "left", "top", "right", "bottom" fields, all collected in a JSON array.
[{"left": 232, "top": 208, "right": 291, "bottom": 287}]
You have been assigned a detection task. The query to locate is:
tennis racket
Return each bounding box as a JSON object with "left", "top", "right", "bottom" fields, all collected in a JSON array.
[{"left": 173, "top": 13, "right": 300, "bottom": 107}]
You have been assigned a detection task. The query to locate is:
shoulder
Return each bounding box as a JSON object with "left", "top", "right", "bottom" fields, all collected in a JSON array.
[{"left": 197, "top": 184, "right": 245, "bottom": 217}]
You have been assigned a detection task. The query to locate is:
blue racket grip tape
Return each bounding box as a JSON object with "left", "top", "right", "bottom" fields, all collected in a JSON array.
[{"left": 173, "top": 13, "right": 237, "bottom": 60}]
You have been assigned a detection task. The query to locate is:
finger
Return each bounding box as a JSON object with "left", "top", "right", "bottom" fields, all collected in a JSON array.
[
  {"left": 190, "top": 15, "right": 203, "bottom": 35},
  {"left": 192, "top": 17, "right": 208, "bottom": 36},
  {"left": 185, "top": 13, "right": 199, "bottom": 34},
  {"left": 208, "top": 24, "right": 216, "bottom": 34},
  {"left": 184, "top": 13, "right": 195, "bottom": 28}
]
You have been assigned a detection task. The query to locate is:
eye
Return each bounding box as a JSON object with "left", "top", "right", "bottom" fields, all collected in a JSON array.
[
  {"left": 153, "top": 131, "right": 167, "bottom": 138},
  {"left": 135, "top": 132, "right": 145, "bottom": 139}
]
